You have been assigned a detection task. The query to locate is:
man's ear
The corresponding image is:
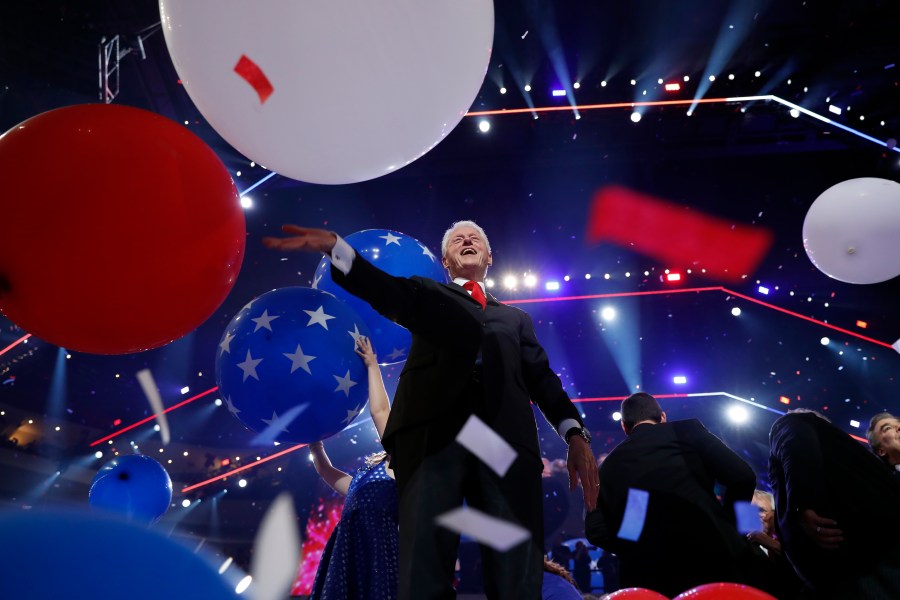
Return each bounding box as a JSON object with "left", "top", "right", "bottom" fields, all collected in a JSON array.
[
  {"left": 878, "top": 446, "right": 887, "bottom": 458},
  {"left": 487, "top": 252, "right": 493, "bottom": 267},
  {"left": 660, "top": 411, "right": 667, "bottom": 424}
]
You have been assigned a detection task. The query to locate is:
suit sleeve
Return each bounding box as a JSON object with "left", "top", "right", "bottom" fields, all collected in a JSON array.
[
  {"left": 329, "top": 251, "right": 423, "bottom": 330},
  {"left": 518, "top": 311, "right": 582, "bottom": 432},
  {"left": 769, "top": 415, "right": 827, "bottom": 516},
  {"left": 585, "top": 505, "right": 617, "bottom": 551},
  {"left": 690, "top": 420, "right": 757, "bottom": 509}
]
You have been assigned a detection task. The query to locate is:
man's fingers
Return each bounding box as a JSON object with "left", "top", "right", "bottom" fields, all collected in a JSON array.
[{"left": 281, "top": 224, "right": 307, "bottom": 235}]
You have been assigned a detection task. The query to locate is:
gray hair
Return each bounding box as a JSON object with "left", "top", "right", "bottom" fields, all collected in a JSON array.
[
  {"left": 867, "top": 412, "right": 897, "bottom": 458},
  {"left": 440, "top": 220, "right": 491, "bottom": 257}
]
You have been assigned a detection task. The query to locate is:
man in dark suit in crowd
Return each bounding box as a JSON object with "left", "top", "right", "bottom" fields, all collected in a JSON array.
[
  {"left": 264, "top": 221, "right": 597, "bottom": 600},
  {"left": 769, "top": 409, "right": 900, "bottom": 598},
  {"left": 585, "top": 392, "right": 769, "bottom": 597},
  {"left": 867, "top": 411, "right": 900, "bottom": 470}
]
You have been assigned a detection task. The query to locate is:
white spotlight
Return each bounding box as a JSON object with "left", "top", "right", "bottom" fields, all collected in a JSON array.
[
  {"left": 503, "top": 275, "right": 518, "bottom": 289},
  {"left": 601, "top": 307, "right": 616, "bottom": 321},
  {"left": 673, "top": 376, "right": 687, "bottom": 385},
  {"left": 94, "top": 451, "right": 103, "bottom": 459},
  {"left": 789, "top": 109, "right": 800, "bottom": 118},
  {"left": 573, "top": 82, "right": 581, "bottom": 90},
  {"left": 214, "top": 398, "right": 223, "bottom": 407},
  {"left": 485, "top": 278, "right": 495, "bottom": 288},
  {"left": 240, "top": 196, "right": 253, "bottom": 209},
  {"left": 727, "top": 405, "right": 749, "bottom": 424},
  {"left": 708, "top": 75, "right": 716, "bottom": 82},
  {"left": 612, "top": 411, "right": 622, "bottom": 422},
  {"left": 731, "top": 307, "right": 742, "bottom": 316},
  {"left": 524, "top": 274, "right": 537, "bottom": 287},
  {"left": 630, "top": 112, "right": 642, "bottom": 123},
  {"left": 545, "top": 281, "right": 560, "bottom": 291},
  {"left": 238, "top": 479, "right": 248, "bottom": 488},
  {"left": 754, "top": 70, "right": 762, "bottom": 78},
  {"left": 524, "top": 84, "right": 532, "bottom": 92},
  {"left": 181, "top": 499, "right": 191, "bottom": 508},
  {"left": 499, "top": 87, "right": 507, "bottom": 94},
  {"left": 630, "top": 79, "right": 636, "bottom": 86},
  {"left": 820, "top": 337, "right": 830, "bottom": 346},
  {"left": 478, "top": 120, "right": 490, "bottom": 133},
  {"left": 601, "top": 80, "right": 607, "bottom": 87},
  {"left": 683, "top": 75, "right": 690, "bottom": 82}
]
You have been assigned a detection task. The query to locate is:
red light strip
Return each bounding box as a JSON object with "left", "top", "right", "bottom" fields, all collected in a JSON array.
[
  {"left": 506, "top": 286, "right": 893, "bottom": 348},
  {"left": 0, "top": 333, "right": 32, "bottom": 358},
  {"left": 89, "top": 386, "right": 220, "bottom": 447},
  {"left": 505, "top": 287, "right": 721, "bottom": 305},
  {"left": 573, "top": 393, "right": 690, "bottom": 403},
  {"left": 466, "top": 96, "right": 760, "bottom": 117},
  {"left": 720, "top": 288, "right": 893, "bottom": 349},
  {"left": 180, "top": 442, "right": 308, "bottom": 493}
]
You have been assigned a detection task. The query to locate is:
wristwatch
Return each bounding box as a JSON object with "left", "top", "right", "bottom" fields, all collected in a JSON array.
[{"left": 565, "top": 426, "right": 591, "bottom": 445}]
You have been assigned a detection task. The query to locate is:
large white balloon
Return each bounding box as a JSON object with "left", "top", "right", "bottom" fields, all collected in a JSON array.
[
  {"left": 158, "top": 0, "right": 493, "bottom": 184},
  {"left": 803, "top": 177, "right": 900, "bottom": 284}
]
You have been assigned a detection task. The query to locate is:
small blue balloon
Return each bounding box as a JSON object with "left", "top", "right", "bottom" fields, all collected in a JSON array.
[
  {"left": 0, "top": 509, "right": 240, "bottom": 600},
  {"left": 89, "top": 454, "right": 173, "bottom": 525},
  {"left": 215, "top": 286, "right": 371, "bottom": 444},
  {"left": 314, "top": 229, "right": 447, "bottom": 364}
]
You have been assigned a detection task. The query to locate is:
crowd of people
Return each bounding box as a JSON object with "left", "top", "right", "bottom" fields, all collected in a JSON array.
[{"left": 265, "top": 220, "right": 900, "bottom": 599}]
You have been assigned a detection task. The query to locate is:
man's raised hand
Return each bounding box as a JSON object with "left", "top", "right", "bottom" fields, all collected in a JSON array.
[{"left": 262, "top": 225, "right": 337, "bottom": 253}]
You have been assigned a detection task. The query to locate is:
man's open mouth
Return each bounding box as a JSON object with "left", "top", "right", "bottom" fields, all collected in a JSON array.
[{"left": 461, "top": 248, "right": 477, "bottom": 256}]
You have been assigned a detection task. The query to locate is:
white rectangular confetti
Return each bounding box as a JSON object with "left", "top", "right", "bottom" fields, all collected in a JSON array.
[
  {"left": 455, "top": 415, "right": 517, "bottom": 477},
  {"left": 734, "top": 500, "right": 763, "bottom": 535},
  {"left": 136, "top": 369, "right": 170, "bottom": 446},
  {"left": 436, "top": 506, "right": 531, "bottom": 552},
  {"left": 616, "top": 488, "right": 649, "bottom": 542}
]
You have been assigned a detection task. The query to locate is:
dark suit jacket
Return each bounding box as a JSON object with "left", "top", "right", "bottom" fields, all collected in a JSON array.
[
  {"left": 585, "top": 419, "right": 764, "bottom": 596},
  {"left": 769, "top": 412, "right": 900, "bottom": 592},
  {"left": 331, "top": 253, "right": 582, "bottom": 490}
]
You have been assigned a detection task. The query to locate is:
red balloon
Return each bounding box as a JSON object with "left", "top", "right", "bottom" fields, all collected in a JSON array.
[
  {"left": 0, "top": 104, "right": 245, "bottom": 353},
  {"left": 674, "top": 583, "right": 777, "bottom": 600},
  {"left": 606, "top": 588, "right": 670, "bottom": 599}
]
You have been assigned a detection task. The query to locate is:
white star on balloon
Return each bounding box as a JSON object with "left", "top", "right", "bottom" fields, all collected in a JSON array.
[
  {"left": 312, "top": 273, "right": 322, "bottom": 289},
  {"left": 333, "top": 370, "right": 358, "bottom": 397},
  {"left": 341, "top": 408, "right": 359, "bottom": 425},
  {"left": 237, "top": 350, "right": 263, "bottom": 382},
  {"left": 283, "top": 344, "right": 316, "bottom": 374},
  {"left": 386, "top": 347, "right": 407, "bottom": 361},
  {"left": 379, "top": 232, "right": 402, "bottom": 246},
  {"left": 304, "top": 305, "right": 336, "bottom": 330},
  {"left": 419, "top": 243, "right": 436, "bottom": 262},
  {"left": 261, "top": 411, "right": 291, "bottom": 434},
  {"left": 223, "top": 395, "right": 241, "bottom": 415},
  {"left": 219, "top": 331, "right": 235, "bottom": 355},
  {"left": 251, "top": 309, "right": 280, "bottom": 332},
  {"left": 347, "top": 323, "right": 365, "bottom": 344}
]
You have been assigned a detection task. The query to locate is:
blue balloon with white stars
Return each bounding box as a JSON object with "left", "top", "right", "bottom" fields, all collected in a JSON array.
[
  {"left": 215, "top": 286, "right": 372, "bottom": 444},
  {"left": 313, "top": 229, "right": 447, "bottom": 364}
]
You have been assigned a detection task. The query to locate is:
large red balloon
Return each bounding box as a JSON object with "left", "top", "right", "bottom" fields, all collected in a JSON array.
[
  {"left": 0, "top": 104, "right": 245, "bottom": 353},
  {"left": 674, "top": 583, "right": 777, "bottom": 599},
  {"left": 606, "top": 588, "right": 670, "bottom": 599}
]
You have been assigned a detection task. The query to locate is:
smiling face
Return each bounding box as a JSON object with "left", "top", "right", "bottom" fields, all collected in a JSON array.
[{"left": 441, "top": 224, "right": 492, "bottom": 281}]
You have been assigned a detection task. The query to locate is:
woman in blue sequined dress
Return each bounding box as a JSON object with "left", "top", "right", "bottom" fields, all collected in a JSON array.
[{"left": 309, "top": 336, "right": 398, "bottom": 600}]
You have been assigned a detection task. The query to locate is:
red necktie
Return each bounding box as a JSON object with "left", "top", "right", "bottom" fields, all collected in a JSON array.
[{"left": 463, "top": 280, "right": 487, "bottom": 310}]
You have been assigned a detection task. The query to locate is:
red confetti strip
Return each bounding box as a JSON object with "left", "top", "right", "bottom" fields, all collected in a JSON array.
[
  {"left": 586, "top": 185, "right": 774, "bottom": 283},
  {"left": 234, "top": 54, "right": 274, "bottom": 104}
]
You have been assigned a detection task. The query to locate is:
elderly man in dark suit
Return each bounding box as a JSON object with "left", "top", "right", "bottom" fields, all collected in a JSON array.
[
  {"left": 585, "top": 392, "right": 769, "bottom": 597},
  {"left": 769, "top": 409, "right": 900, "bottom": 598},
  {"left": 264, "top": 222, "right": 597, "bottom": 600}
]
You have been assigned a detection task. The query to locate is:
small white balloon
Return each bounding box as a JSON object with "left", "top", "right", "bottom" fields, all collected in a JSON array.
[
  {"left": 802, "top": 177, "right": 900, "bottom": 284},
  {"left": 158, "top": 0, "right": 493, "bottom": 185}
]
